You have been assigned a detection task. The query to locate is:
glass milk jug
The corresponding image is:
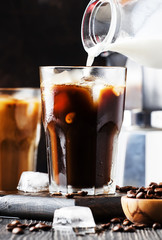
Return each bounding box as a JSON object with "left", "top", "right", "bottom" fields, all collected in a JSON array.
[{"left": 81, "top": 0, "right": 162, "bottom": 68}]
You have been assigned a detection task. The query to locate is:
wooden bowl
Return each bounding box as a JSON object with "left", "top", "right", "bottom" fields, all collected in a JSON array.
[{"left": 121, "top": 196, "right": 162, "bottom": 225}]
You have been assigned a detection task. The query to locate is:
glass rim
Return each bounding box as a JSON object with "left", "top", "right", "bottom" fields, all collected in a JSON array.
[{"left": 39, "top": 66, "right": 127, "bottom": 70}]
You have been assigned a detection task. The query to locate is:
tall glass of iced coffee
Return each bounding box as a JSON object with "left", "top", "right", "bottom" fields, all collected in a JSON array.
[
  {"left": 40, "top": 67, "right": 126, "bottom": 195},
  {"left": 0, "top": 88, "right": 41, "bottom": 191}
]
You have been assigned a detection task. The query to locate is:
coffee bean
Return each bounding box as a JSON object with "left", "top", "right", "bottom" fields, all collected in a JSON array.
[
  {"left": 152, "top": 222, "right": 161, "bottom": 230},
  {"left": 95, "top": 226, "right": 104, "bottom": 234},
  {"left": 123, "top": 219, "right": 131, "bottom": 226},
  {"left": 12, "top": 227, "right": 24, "bottom": 234},
  {"left": 154, "top": 195, "right": 162, "bottom": 199},
  {"left": 127, "top": 190, "right": 136, "bottom": 198},
  {"left": 6, "top": 224, "right": 14, "bottom": 231},
  {"left": 112, "top": 224, "right": 123, "bottom": 232},
  {"left": 147, "top": 189, "right": 154, "bottom": 195},
  {"left": 65, "top": 193, "right": 75, "bottom": 198},
  {"left": 149, "top": 182, "right": 158, "bottom": 188},
  {"left": 158, "top": 182, "right": 162, "bottom": 188},
  {"left": 77, "top": 191, "right": 88, "bottom": 196},
  {"left": 39, "top": 224, "right": 51, "bottom": 231},
  {"left": 35, "top": 222, "right": 51, "bottom": 231},
  {"left": 116, "top": 185, "right": 120, "bottom": 191},
  {"left": 145, "top": 193, "right": 153, "bottom": 199},
  {"left": 6, "top": 220, "right": 21, "bottom": 231},
  {"left": 29, "top": 226, "right": 39, "bottom": 232},
  {"left": 124, "top": 226, "right": 136, "bottom": 232},
  {"left": 35, "top": 222, "right": 45, "bottom": 228},
  {"left": 101, "top": 222, "right": 110, "bottom": 229},
  {"left": 10, "top": 220, "right": 20, "bottom": 227},
  {"left": 16, "top": 224, "right": 27, "bottom": 229},
  {"left": 110, "top": 217, "right": 121, "bottom": 223},
  {"left": 145, "top": 187, "right": 153, "bottom": 192},
  {"left": 136, "top": 192, "right": 145, "bottom": 199},
  {"left": 154, "top": 188, "right": 162, "bottom": 194},
  {"left": 51, "top": 192, "right": 62, "bottom": 196},
  {"left": 136, "top": 187, "right": 145, "bottom": 194},
  {"left": 132, "top": 223, "right": 147, "bottom": 229}
]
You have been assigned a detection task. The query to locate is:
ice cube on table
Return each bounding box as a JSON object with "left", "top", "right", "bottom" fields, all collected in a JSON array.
[
  {"left": 53, "top": 206, "right": 96, "bottom": 235},
  {"left": 17, "top": 171, "right": 49, "bottom": 193}
]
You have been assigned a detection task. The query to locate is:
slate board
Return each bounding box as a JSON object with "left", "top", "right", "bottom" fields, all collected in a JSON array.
[{"left": 0, "top": 192, "right": 124, "bottom": 222}]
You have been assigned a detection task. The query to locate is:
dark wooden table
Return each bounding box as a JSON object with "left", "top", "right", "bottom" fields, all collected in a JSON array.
[
  {"left": 0, "top": 192, "right": 162, "bottom": 239},
  {"left": 1, "top": 217, "right": 162, "bottom": 240}
]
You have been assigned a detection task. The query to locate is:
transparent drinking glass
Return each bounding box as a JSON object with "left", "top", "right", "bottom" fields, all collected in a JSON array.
[
  {"left": 0, "top": 88, "right": 41, "bottom": 191},
  {"left": 40, "top": 66, "right": 126, "bottom": 195}
]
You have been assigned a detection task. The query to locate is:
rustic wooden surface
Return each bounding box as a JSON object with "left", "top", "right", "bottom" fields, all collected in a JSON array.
[
  {"left": 1, "top": 217, "right": 162, "bottom": 240},
  {"left": 0, "top": 192, "right": 162, "bottom": 239}
]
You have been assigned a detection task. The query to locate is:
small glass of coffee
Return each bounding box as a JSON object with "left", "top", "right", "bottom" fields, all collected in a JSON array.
[
  {"left": 0, "top": 88, "right": 41, "bottom": 191},
  {"left": 40, "top": 66, "right": 126, "bottom": 195}
]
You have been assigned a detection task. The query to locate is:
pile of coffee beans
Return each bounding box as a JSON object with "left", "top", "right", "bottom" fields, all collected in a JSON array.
[
  {"left": 6, "top": 220, "right": 52, "bottom": 235},
  {"left": 118, "top": 182, "right": 162, "bottom": 199}
]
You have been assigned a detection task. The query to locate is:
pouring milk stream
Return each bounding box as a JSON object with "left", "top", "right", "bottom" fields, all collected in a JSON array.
[{"left": 81, "top": 0, "right": 162, "bottom": 68}]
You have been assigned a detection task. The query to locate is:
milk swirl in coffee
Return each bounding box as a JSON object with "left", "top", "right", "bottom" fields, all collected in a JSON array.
[{"left": 0, "top": 93, "right": 41, "bottom": 191}]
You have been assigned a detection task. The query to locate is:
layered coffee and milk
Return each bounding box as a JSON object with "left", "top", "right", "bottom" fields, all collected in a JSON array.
[{"left": 0, "top": 94, "right": 41, "bottom": 191}]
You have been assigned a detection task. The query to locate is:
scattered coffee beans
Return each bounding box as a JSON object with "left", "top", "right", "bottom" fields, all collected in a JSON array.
[
  {"left": 65, "top": 191, "right": 88, "bottom": 198},
  {"left": 50, "top": 191, "right": 88, "bottom": 198},
  {"left": 6, "top": 220, "right": 52, "bottom": 235},
  {"left": 6, "top": 182, "right": 162, "bottom": 236}
]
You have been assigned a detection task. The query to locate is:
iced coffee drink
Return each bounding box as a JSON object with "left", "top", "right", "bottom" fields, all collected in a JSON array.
[
  {"left": 40, "top": 67, "right": 126, "bottom": 195},
  {"left": 0, "top": 89, "right": 41, "bottom": 191}
]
